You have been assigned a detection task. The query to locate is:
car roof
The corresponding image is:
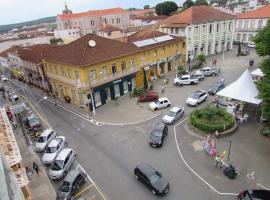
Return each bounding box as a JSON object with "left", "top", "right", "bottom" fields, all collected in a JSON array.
[
  {"left": 64, "top": 168, "right": 82, "bottom": 183},
  {"left": 48, "top": 139, "right": 59, "bottom": 147},
  {"left": 56, "top": 148, "right": 73, "bottom": 160},
  {"left": 170, "top": 106, "right": 183, "bottom": 112},
  {"left": 154, "top": 122, "right": 165, "bottom": 130},
  {"left": 182, "top": 75, "right": 190, "bottom": 78},
  {"left": 194, "top": 90, "right": 205, "bottom": 94},
  {"left": 202, "top": 67, "right": 210, "bottom": 70},
  {"left": 158, "top": 97, "right": 168, "bottom": 101},
  {"left": 136, "top": 163, "right": 156, "bottom": 177},
  {"left": 41, "top": 129, "right": 54, "bottom": 137}
]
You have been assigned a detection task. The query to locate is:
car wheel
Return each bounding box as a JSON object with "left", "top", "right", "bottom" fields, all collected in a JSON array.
[
  {"left": 152, "top": 189, "right": 157, "bottom": 195},
  {"left": 63, "top": 171, "right": 68, "bottom": 177},
  {"left": 135, "top": 175, "right": 139, "bottom": 180},
  {"left": 167, "top": 104, "right": 171, "bottom": 107},
  {"left": 154, "top": 107, "right": 158, "bottom": 111},
  {"left": 191, "top": 82, "right": 194, "bottom": 85}
]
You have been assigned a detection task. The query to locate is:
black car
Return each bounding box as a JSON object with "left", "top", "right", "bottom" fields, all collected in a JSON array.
[
  {"left": 134, "top": 163, "right": 169, "bottom": 195},
  {"left": 238, "top": 189, "right": 270, "bottom": 200},
  {"left": 208, "top": 82, "right": 225, "bottom": 95},
  {"left": 149, "top": 123, "right": 168, "bottom": 147}
]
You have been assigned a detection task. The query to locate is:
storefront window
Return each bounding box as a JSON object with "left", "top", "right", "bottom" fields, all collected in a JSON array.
[
  {"left": 114, "top": 84, "right": 120, "bottom": 97},
  {"left": 123, "top": 81, "right": 128, "bottom": 94},
  {"left": 94, "top": 92, "right": 101, "bottom": 106}
]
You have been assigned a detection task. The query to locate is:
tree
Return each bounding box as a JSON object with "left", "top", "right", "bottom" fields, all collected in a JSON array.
[
  {"left": 183, "top": 0, "right": 194, "bottom": 9},
  {"left": 155, "top": 1, "right": 178, "bottom": 16},
  {"left": 144, "top": 5, "right": 150, "bottom": 9},
  {"left": 50, "top": 38, "right": 63, "bottom": 45},
  {"left": 194, "top": 0, "right": 208, "bottom": 5},
  {"left": 197, "top": 54, "right": 206, "bottom": 65},
  {"left": 254, "top": 20, "right": 270, "bottom": 124}
]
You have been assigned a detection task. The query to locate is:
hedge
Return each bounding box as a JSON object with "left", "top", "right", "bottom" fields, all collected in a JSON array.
[{"left": 190, "top": 107, "right": 235, "bottom": 133}]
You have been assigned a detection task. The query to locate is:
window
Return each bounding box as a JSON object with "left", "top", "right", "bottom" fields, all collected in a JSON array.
[
  {"left": 162, "top": 47, "right": 165, "bottom": 54},
  {"left": 250, "top": 20, "right": 255, "bottom": 29},
  {"left": 238, "top": 20, "right": 242, "bottom": 29},
  {"left": 61, "top": 67, "right": 66, "bottom": 76},
  {"left": 104, "top": 18, "right": 107, "bottom": 24},
  {"left": 170, "top": 28, "right": 174, "bottom": 34},
  {"left": 237, "top": 33, "right": 241, "bottom": 41},
  {"left": 195, "top": 26, "right": 199, "bottom": 36},
  {"left": 182, "top": 42, "right": 185, "bottom": 48},
  {"left": 55, "top": 66, "right": 59, "bottom": 74},
  {"left": 67, "top": 68, "right": 71, "bottom": 78},
  {"left": 123, "top": 81, "right": 128, "bottom": 94},
  {"left": 216, "top": 23, "right": 220, "bottom": 32},
  {"left": 117, "top": 18, "right": 120, "bottom": 24},
  {"left": 90, "top": 20, "right": 95, "bottom": 26},
  {"left": 112, "top": 18, "right": 114, "bottom": 24},
  {"left": 258, "top": 20, "right": 263, "bottom": 29},
  {"left": 89, "top": 69, "right": 96, "bottom": 80},
  {"left": 202, "top": 25, "right": 206, "bottom": 34},
  {"left": 112, "top": 64, "right": 117, "bottom": 74},
  {"left": 114, "top": 84, "right": 120, "bottom": 97},
  {"left": 244, "top": 20, "right": 248, "bottom": 29},
  {"left": 49, "top": 64, "right": 52, "bottom": 72},
  {"left": 94, "top": 92, "right": 101, "bottom": 106},
  {"left": 102, "top": 66, "right": 107, "bottom": 77},
  {"left": 74, "top": 70, "right": 79, "bottom": 79},
  {"left": 223, "top": 23, "right": 226, "bottom": 31},
  {"left": 175, "top": 28, "right": 179, "bottom": 34},
  {"left": 209, "top": 24, "right": 212, "bottom": 34},
  {"left": 121, "top": 61, "right": 126, "bottom": 73},
  {"left": 130, "top": 59, "right": 135, "bottom": 70},
  {"left": 154, "top": 50, "right": 157, "bottom": 57},
  {"left": 229, "top": 22, "right": 232, "bottom": 31}
]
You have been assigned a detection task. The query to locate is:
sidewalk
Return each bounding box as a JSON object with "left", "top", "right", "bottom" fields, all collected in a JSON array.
[{"left": 13, "top": 124, "right": 56, "bottom": 200}]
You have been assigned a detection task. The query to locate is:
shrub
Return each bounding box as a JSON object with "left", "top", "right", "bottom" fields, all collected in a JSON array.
[
  {"left": 132, "top": 87, "right": 145, "bottom": 97},
  {"left": 190, "top": 107, "right": 235, "bottom": 133},
  {"left": 177, "top": 65, "right": 186, "bottom": 75},
  {"left": 261, "top": 126, "right": 270, "bottom": 136}
]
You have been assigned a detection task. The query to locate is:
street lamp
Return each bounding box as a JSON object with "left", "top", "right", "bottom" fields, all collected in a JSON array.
[{"left": 225, "top": 140, "right": 232, "bottom": 162}]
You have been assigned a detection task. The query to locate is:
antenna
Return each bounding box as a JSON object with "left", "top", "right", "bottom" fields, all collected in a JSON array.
[{"left": 88, "top": 40, "right": 96, "bottom": 47}]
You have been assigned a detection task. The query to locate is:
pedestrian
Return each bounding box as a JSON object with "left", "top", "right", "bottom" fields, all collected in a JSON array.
[
  {"left": 212, "top": 60, "right": 215, "bottom": 66},
  {"left": 215, "top": 155, "right": 221, "bottom": 167},
  {"left": 32, "top": 162, "right": 39, "bottom": 176},
  {"left": 161, "top": 84, "right": 165, "bottom": 94}
]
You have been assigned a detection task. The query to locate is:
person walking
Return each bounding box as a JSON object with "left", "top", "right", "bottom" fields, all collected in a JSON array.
[
  {"left": 215, "top": 155, "right": 221, "bottom": 167},
  {"left": 161, "top": 84, "right": 165, "bottom": 94},
  {"left": 32, "top": 162, "right": 40, "bottom": 176}
]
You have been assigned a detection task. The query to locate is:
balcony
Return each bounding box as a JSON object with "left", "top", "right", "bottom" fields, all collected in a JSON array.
[
  {"left": 90, "top": 67, "right": 138, "bottom": 87},
  {"left": 235, "top": 28, "right": 259, "bottom": 32}
]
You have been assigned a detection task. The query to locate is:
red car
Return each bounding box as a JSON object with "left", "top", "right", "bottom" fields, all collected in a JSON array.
[{"left": 138, "top": 91, "right": 159, "bottom": 102}]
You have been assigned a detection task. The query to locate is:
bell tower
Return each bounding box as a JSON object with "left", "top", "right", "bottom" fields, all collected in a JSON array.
[{"left": 62, "top": 1, "right": 72, "bottom": 14}]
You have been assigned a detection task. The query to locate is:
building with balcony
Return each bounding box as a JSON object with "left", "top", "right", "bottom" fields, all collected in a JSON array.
[
  {"left": 159, "top": 5, "right": 235, "bottom": 61},
  {"left": 56, "top": 5, "right": 130, "bottom": 36},
  {"left": 235, "top": 4, "right": 270, "bottom": 43}
]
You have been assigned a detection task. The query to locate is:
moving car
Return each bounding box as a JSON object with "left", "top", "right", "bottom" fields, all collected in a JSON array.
[
  {"left": 42, "top": 136, "right": 66, "bottom": 165},
  {"left": 57, "top": 169, "right": 86, "bottom": 200},
  {"left": 162, "top": 106, "right": 184, "bottom": 125},
  {"left": 35, "top": 129, "right": 57, "bottom": 152},
  {"left": 237, "top": 189, "right": 270, "bottom": 200},
  {"left": 134, "top": 163, "right": 169, "bottom": 195},
  {"left": 138, "top": 91, "right": 159, "bottom": 102},
  {"left": 173, "top": 75, "right": 198, "bottom": 86},
  {"left": 186, "top": 90, "right": 207, "bottom": 106},
  {"left": 201, "top": 67, "right": 220, "bottom": 76},
  {"left": 191, "top": 70, "right": 204, "bottom": 81},
  {"left": 247, "top": 42, "right": 256, "bottom": 48},
  {"left": 49, "top": 148, "right": 76, "bottom": 180},
  {"left": 1, "top": 76, "right": 8, "bottom": 82},
  {"left": 25, "top": 114, "right": 41, "bottom": 132},
  {"left": 208, "top": 82, "right": 225, "bottom": 95},
  {"left": 149, "top": 123, "right": 168, "bottom": 147},
  {"left": 149, "top": 97, "right": 170, "bottom": 111}
]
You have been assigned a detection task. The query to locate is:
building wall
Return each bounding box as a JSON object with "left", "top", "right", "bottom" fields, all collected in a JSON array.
[
  {"left": 235, "top": 18, "right": 269, "bottom": 43},
  {"left": 97, "top": 30, "right": 124, "bottom": 39}
]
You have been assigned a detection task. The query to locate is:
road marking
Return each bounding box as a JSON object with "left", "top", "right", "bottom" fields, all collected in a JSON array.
[
  {"left": 74, "top": 183, "right": 94, "bottom": 198},
  {"left": 173, "top": 117, "right": 238, "bottom": 196}
]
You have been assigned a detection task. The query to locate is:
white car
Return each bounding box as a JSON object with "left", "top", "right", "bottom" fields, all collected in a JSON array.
[
  {"left": 42, "top": 136, "right": 66, "bottom": 165},
  {"left": 186, "top": 90, "right": 207, "bottom": 106},
  {"left": 149, "top": 97, "right": 171, "bottom": 111},
  {"left": 35, "top": 129, "right": 57, "bottom": 152},
  {"left": 49, "top": 148, "right": 76, "bottom": 180},
  {"left": 247, "top": 42, "right": 256, "bottom": 48},
  {"left": 162, "top": 106, "right": 185, "bottom": 124},
  {"left": 1, "top": 76, "right": 8, "bottom": 82}
]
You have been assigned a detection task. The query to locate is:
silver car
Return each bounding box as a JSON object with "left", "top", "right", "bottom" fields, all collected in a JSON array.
[{"left": 162, "top": 106, "right": 184, "bottom": 124}]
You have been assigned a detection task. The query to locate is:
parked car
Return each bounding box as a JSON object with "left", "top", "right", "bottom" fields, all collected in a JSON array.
[
  {"left": 186, "top": 90, "right": 207, "bottom": 106},
  {"left": 9, "top": 93, "right": 19, "bottom": 103},
  {"left": 149, "top": 123, "right": 168, "bottom": 147},
  {"left": 49, "top": 148, "right": 76, "bottom": 180},
  {"left": 35, "top": 129, "right": 57, "bottom": 152},
  {"left": 57, "top": 168, "right": 86, "bottom": 200},
  {"left": 1, "top": 76, "right": 8, "bottom": 82},
  {"left": 201, "top": 67, "right": 220, "bottom": 76},
  {"left": 162, "top": 106, "right": 184, "bottom": 125},
  {"left": 138, "top": 91, "right": 159, "bottom": 102},
  {"left": 208, "top": 82, "right": 225, "bottom": 95},
  {"left": 149, "top": 97, "right": 170, "bottom": 111},
  {"left": 247, "top": 42, "right": 256, "bottom": 48},
  {"left": 25, "top": 114, "right": 41, "bottom": 132},
  {"left": 42, "top": 136, "right": 66, "bottom": 165},
  {"left": 134, "top": 163, "right": 169, "bottom": 195},
  {"left": 173, "top": 75, "right": 198, "bottom": 86},
  {"left": 191, "top": 70, "right": 204, "bottom": 81},
  {"left": 237, "top": 189, "right": 270, "bottom": 200}
]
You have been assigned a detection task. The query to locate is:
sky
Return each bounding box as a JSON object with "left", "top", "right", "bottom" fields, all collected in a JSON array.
[{"left": 0, "top": 0, "right": 181, "bottom": 25}]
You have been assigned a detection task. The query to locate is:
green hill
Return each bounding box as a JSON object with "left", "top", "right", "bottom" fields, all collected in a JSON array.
[{"left": 0, "top": 16, "right": 56, "bottom": 33}]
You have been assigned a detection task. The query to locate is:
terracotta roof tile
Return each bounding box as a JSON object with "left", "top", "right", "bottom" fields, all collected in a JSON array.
[
  {"left": 0, "top": 45, "right": 23, "bottom": 58},
  {"left": 161, "top": 5, "right": 235, "bottom": 28},
  {"left": 126, "top": 29, "right": 167, "bottom": 43},
  {"left": 130, "top": 15, "right": 168, "bottom": 21},
  {"left": 237, "top": 5, "right": 270, "bottom": 19},
  {"left": 58, "top": 7, "right": 126, "bottom": 20},
  {"left": 98, "top": 25, "right": 122, "bottom": 33},
  {"left": 44, "top": 34, "right": 139, "bottom": 66}
]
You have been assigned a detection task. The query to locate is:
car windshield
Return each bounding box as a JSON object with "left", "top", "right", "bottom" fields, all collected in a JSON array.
[
  {"left": 45, "top": 146, "right": 58, "bottom": 153},
  {"left": 29, "top": 117, "right": 39, "bottom": 125},
  {"left": 152, "top": 130, "right": 162, "bottom": 137},
  {"left": 51, "top": 160, "right": 63, "bottom": 171},
  {"left": 154, "top": 100, "right": 160, "bottom": 105},
  {"left": 191, "top": 93, "right": 200, "bottom": 99},
  {"left": 149, "top": 172, "right": 161, "bottom": 184},
  {"left": 59, "top": 181, "right": 71, "bottom": 192},
  {"left": 212, "top": 84, "right": 220, "bottom": 90},
  {"left": 168, "top": 111, "right": 176, "bottom": 117},
  {"left": 37, "top": 136, "right": 46, "bottom": 143}
]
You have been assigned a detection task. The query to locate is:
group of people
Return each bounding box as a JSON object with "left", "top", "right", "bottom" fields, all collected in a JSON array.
[{"left": 235, "top": 110, "right": 249, "bottom": 125}]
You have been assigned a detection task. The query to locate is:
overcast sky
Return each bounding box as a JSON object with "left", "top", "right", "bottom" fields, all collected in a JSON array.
[{"left": 0, "top": 0, "right": 181, "bottom": 25}]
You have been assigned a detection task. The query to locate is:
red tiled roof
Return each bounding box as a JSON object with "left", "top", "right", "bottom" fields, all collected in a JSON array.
[
  {"left": 44, "top": 34, "right": 139, "bottom": 66},
  {"left": 0, "top": 45, "right": 23, "bottom": 58},
  {"left": 125, "top": 29, "right": 167, "bottom": 43},
  {"left": 161, "top": 5, "right": 235, "bottom": 28},
  {"left": 58, "top": 7, "right": 126, "bottom": 20},
  {"left": 130, "top": 15, "right": 168, "bottom": 21},
  {"left": 98, "top": 25, "right": 122, "bottom": 33},
  {"left": 237, "top": 5, "right": 270, "bottom": 19}
]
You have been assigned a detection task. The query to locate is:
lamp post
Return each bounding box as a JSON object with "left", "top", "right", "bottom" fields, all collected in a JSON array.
[
  {"left": 128, "top": 81, "right": 132, "bottom": 99},
  {"left": 226, "top": 140, "right": 232, "bottom": 162}
]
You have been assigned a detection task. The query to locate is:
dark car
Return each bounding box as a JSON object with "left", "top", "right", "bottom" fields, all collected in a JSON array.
[
  {"left": 25, "top": 114, "right": 41, "bottom": 131},
  {"left": 134, "top": 163, "right": 169, "bottom": 195},
  {"left": 237, "top": 189, "right": 270, "bottom": 200},
  {"left": 138, "top": 91, "right": 159, "bottom": 102},
  {"left": 149, "top": 123, "right": 168, "bottom": 147},
  {"left": 208, "top": 82, "right": 225, "bottom": 95},
  {"left": 57, "top": 169, "right": 86, "bottom": 200}
]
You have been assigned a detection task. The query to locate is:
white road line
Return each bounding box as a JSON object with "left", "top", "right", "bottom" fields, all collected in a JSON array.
[{"left": 173, "top": 117, "right": 238, "bottom": 196}]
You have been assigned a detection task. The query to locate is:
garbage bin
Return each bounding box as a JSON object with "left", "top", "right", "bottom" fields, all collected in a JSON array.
[{"left": 249, "top": 60, "right": 254, "bottom": 67}]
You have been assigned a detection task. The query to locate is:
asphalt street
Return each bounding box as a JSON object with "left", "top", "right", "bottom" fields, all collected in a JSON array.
[{"left": 4, "top": 48, "right": 260, "bottom": 200}]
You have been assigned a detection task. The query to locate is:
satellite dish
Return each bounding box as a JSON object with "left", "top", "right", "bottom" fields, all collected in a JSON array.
[{"left": 88, "top": 40, "right": 96, "bottom": 47}]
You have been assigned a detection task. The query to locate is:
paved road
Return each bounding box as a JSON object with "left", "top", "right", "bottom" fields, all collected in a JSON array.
[{"left": 4, "top": 48, "right": 260, "bottom": 200}]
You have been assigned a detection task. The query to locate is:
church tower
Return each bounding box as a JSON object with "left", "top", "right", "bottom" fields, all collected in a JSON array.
[{"left": 62, "top": 1, "right": 72, "bottom": 14}]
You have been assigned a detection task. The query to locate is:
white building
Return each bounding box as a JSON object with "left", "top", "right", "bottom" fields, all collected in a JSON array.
[
  {"left": 53, "top": 28, "right": 80, "bottom": 43},
  {"left": 160, "top": 5, "right": 235, "bottom": 61},
  {"left": 235, "top": 4, "right": 270, "bottom": 43},
  {"left": 56, "top": 5, "right": 130, "bottom": 36}
]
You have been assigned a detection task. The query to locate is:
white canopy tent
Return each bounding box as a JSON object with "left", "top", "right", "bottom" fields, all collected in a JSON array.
[
  {"left": 251, "top": 68, "right": 264, "bottom": 77},
  {"left": 216, "top": 70, "right": 262, "bottom": 105}
]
